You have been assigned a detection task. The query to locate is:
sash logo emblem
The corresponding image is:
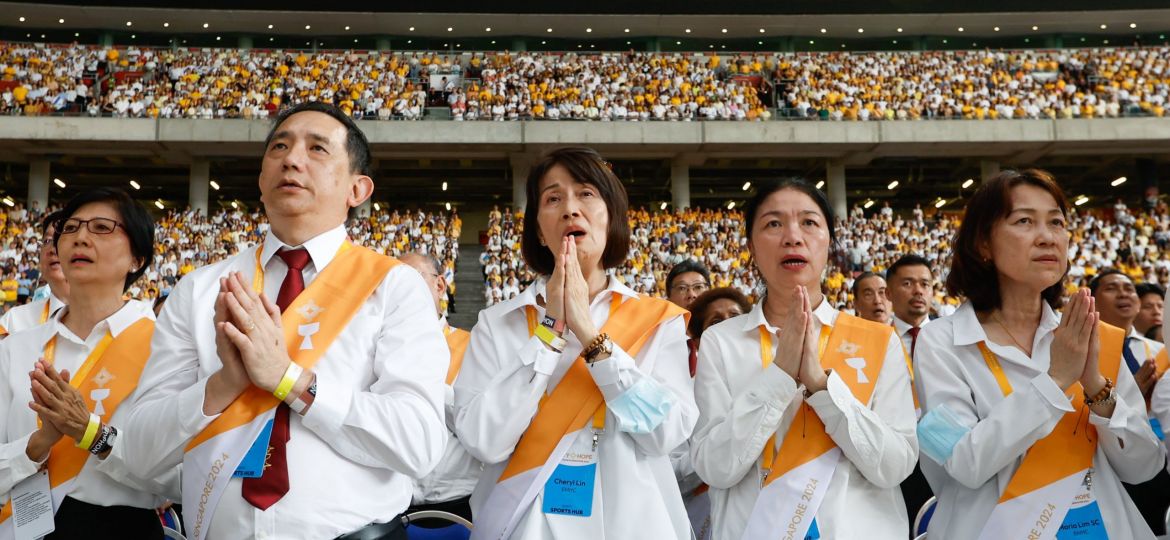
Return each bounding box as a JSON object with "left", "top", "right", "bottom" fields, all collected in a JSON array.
[{"left": 90, "top": 367, "right": 115, "bottom": 416}]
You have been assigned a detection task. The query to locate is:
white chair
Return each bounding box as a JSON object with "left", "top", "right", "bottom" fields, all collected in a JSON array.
[
  {"left": 163, "top": 526, "right": 185, "bottom": 540},
  {"left": 405, "top": 510, "right": 472, "bottom": 540},
  {"left": 914, "top": 534, "right": 927, "bottom": 540},
  {"left": 913, "top": 495, "right": 937, "bottom": 537}
]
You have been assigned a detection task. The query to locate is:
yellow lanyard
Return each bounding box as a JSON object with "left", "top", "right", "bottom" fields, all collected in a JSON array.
[
  {"left": 977, "top": 342, "right": 1014, "bottom": 398},
  {"left": 758, "top": 322, "right": 831, "bottom": 474},
  {"left": 527, "top": 293, "right": 622, "bottom": 433},
  {"left": 39, "top": 301, "right": 50, "bottom": 325},
  {"left": 253, "top": 240, "right": 351, "bottom": 294}
]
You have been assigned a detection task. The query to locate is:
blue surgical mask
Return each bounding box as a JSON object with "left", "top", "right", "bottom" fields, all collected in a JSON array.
[
  {"left": 917, "top": 404, "right": 970, "bottom": 465},
  {"left": 608, "top": 378, "right": 675, "bottom": 434}
]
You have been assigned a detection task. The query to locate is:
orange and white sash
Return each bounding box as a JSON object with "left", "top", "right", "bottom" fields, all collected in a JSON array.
[
  {"left": 181, "top": 244, "right": 398, "bottom": 540},
  {"left": 0, "top": 318, "right": 155, "bottom": 537},
  {"left": 976, "top": 322, "right": 1125, "bottom": 540},
  {"left": 1154, "top": 348, "right": 1168, "bottom": 378},
  {"left": 444, "top": 325, "right": 471, "bottom": 385},
  {"left": 742, "top": 312, "right": 892, "bottom": 540},
  {"left": 472, "top": 295, "right": 687, "bottom": 540}
]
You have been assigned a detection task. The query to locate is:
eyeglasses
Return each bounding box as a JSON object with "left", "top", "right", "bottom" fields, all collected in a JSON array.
[
  {"left": 60, "top": 217, "right": 124, "bottom": 236},
  {"left": 671, "top": 282, "right": 709, "bottom": 295}
]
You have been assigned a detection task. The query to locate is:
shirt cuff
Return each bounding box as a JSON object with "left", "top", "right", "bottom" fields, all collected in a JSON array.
[
  {"left": 1030, "top": 374, "right": 1076, "bottom": 414},
  {"left": 749, "top": 364, "right": 798, "bottom": 405},
  {"left": 805, "top": 369, "right": 849, "bottom": 417},
  {"left": 522, "top": 335, "right": 561, "bottom": 377},
  {"left": 1088, "top": 395, "right": 1130, "bottom": 432},
  {"left": 8, "top": 432, "right": 42, "bottom": 485},
  {"left": 588, "top": 345, "right": 636, "bottom": 396},
  {"left": 183, "top": 377, "right": 220, "bottom": 436},
  {"left": 301, "top": 368, "right": 353, "bottom": 435}
]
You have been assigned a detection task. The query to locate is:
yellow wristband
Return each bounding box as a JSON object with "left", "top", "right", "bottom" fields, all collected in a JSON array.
[
  {"left": 273, "top": 362, "right": 304, "bottom": 401},
  {"left": 534, "top": 324, "right": 567, "bottom": 352},
  {"left": 75, "top": 413, "right": 101, "bottom": 450}
]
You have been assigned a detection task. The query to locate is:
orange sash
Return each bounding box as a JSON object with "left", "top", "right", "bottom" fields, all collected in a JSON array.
[
  {"left": 1155, "top": 347, "right": 1168, "bottom": 377},
  {"left": 498, "top": 295, "right": 687, "bottom": 482},
  {"left": 760, "top": 312, "right": 893, "bottom": 485},
  {"left": 185, "top": 245, "right": 398, "bottom": 452},
  {"left": 1, "top": 318, "right": 155, "bottom": 522},
  {"left": 981, "top": 321, "right": 1125, "bottom": 503},
  {"left": 444, "top": 326, "right": 471, "bottom": 385}
]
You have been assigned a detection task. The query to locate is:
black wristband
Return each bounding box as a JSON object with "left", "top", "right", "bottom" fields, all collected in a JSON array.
[{"left": 89, "top": 425, "right": 117, "bottom": 455}]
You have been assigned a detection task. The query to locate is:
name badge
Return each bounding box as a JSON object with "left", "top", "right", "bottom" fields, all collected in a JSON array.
[
  {"left": 1056, "top": 471, "right": 1106, "bottom": 540},
  {"left": 542, "top": 432, "right": 598, "bottom": 518},
  {"left": 233, "top": 419, "right": 274, "bottom": 478}
]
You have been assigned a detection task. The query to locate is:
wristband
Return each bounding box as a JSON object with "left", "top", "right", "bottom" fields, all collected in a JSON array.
[
  {"left": 76, "top": 413, "right": 101, "bottom": 450},
  {"left": 290, "top": 379, "right": 317, "bottom": 415},
  {"left": 541, "top": 316, "right": 566, "bottom": 333},
  {"left": 534, "top": 324, "right": 567, "bottom": 353},
  {"left": 274, "top": 362, "right": 304, "bottom": 401},
  {"left": 89, "top": 424, "right": 117, "bottom": 455}
]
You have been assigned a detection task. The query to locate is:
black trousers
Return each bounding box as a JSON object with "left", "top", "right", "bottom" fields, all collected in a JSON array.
[
  {"left": 901, "top": 464, "right": 934, "bottom": 530},
  {"left": 406, "top": 495, "right": 473, "bottom": 528},
  {"left": 1125, "top": 468, "right": 1170, "bottom": 535},
  {"left": 47, "top": 496, "right": 163, "bottom": 540}
]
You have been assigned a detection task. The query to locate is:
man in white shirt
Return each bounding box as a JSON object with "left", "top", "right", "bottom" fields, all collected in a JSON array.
[
  {"left": 1135, "top": 283, "right": 1164, "bottom": 340},
  {"left": 116, "top": 102, "right": 449, "bottom": 540},
  {"left": 400, "top": 252, "right": 479, "bottom": 525},
  {"left": 1090, "top": 268, "right": 1168, "bottom": 534},
  {"left": 0, "top": 210, "right": 68, "bottom": 337},
  {"left": 852, "top": 272, "right": 890, "bottom": 325},
  {"left": 884, "top": 254, "right": 936, "bottom": 524}
]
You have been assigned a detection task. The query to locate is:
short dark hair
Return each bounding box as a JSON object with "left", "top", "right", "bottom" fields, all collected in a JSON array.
[
  {"left": 265, "top": 101, "right": 372, "bottom": 177},
  {"left": 687, "top": 287, "right": 753, "bottom": 338},
  {"left": 1136, "top": 282, "right": 1166, "bottom": 300},
  {"left": 852, "top": 271, "right": 883, "bottom": 297},
  {"left": 945, "top": 169, "right": 1070, "bottom": 312},
  {"left": 54, "top": 187, "right": 155, "bottom": 292},
  {"left": 667, "top": 260, "right": 711, "bottom": 292},
  {"left": 1089, "top": 268, "right": 1132, "bottom": 295},
  {"left": 886, "top": 254, "right": 933, "bottom": 282},
  {"left": 521, "top": 147, "right": 630, "bottom": 275},
  {"left": 1145, "top": 324, "right": 1162, "bottom": 341},
  {"left": 40, "top": 210, "right": 64, "bottom": 233}
]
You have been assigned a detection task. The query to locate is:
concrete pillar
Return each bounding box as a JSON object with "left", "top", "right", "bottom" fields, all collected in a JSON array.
[
  {"left": 510, "top": 156, "right": 532, "bottom": 214},
  {"left": 238, "top": 36, "right": 253, "bottom": 50},
  {"left": 826, "top": 159, "right": 847, "bottom": 219},
  {"left": 188, "top": 159, "right": 210, "bottom": 216},
  {"left": 670, "top": 157, "right": 691, "bottom": 210},
  {"left": 27, "top": 160, "right": 49, "bottom": 210},
  {"left": 980, "top": 160, "right": 1000, "bottom": 182}
]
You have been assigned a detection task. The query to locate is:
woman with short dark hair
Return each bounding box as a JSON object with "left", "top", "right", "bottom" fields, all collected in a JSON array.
[
  {"left": 916, "top": 169, "right": 1160, "bottom": 539},
  {"left": 454, "top": 147, "right": 694, "bottom": 539},
  {"left": 691, "top": 178, "right": 917, "bottom": 540},
  {"left": 0, "top": 187, "right": 173, "bottom": 539}
]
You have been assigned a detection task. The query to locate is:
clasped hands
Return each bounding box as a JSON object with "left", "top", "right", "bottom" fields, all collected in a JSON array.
[
  {"left": 771, "top": 285, "right": 829, "bottom": 395},
  {"left": 1048, "top": 289, "right": 1110, "bottom": 405},
  {"left": 543, "top": 236, "right": 601, "bottom": 355}
]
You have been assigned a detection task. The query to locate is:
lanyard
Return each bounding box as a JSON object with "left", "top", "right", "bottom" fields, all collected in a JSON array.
[
  {"left": 977, "top": 342, "right": 1014, "bottom": 398},
  {"left": 43, "top": 331, "right": 115, "bottom": 396},
  {"left": 39, "top": 301, "right": 50, "bottom": 325},
  {"left": 758, "top": 322, "right": 831, "bottom": 475},
  {"left": 526, "top": 293, "right": 622, "bottom": 435}
]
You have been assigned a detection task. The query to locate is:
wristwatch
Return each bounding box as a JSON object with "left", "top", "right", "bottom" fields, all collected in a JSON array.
[{"left": 584, "top": 334, "right": 613, "bottom": 364}]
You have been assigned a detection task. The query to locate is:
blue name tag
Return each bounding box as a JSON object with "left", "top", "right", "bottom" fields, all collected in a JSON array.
[
  {"left": 1056, "top": 500, "right": 1107, "bottom": 539},
  {"left": 1151, "top": 417, "right": 1165, "bottom": 441},
  {"left": 541, "top": 462, "right": 596, "bottom": 517},
  {"left": 232, "top": 419, "right": 274, "bottom": 478},
  {"left": 804, "top": 518, "right": 820, "bottom": 540}
]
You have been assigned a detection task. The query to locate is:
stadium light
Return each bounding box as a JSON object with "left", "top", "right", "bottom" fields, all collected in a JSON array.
[
  {"left": 126, "top": 21, "right": 132, "bottom": 26},
  {"left": 727, "top": 201, "right": 736, "bottom": 210},
  {"left": 887, "top": 180, "right": 899, "bottom": 190},
  {"left": 2, "top": 198, "right": 13, "bottom": 208},
  {"left": 624, "top": 28, "right": 630, "bottom": 33},
  {"left": 129, "top": 180, "right": 141, "bottom": 190},
  {"left": 742, "top": 181, "right": 751, "bottom": 191},
  {"left": 231, "top": 201, "right": 238, "bottom": 209},
  {"left": 660, "top": 202, "right": 668, "bottom": 210},
  {"left": 447, "top": 27, "right": 453, "bottom": 32},
  {"left": 58, "top": 18, "right": 64, "bottom": 23},
  {"left": 547, "top": 28, "right": 553, "bottom": 33},
  {"left": 345, "top": 26, "right": 350, "bottom": 30},
  {"left": 446, "top": 202, "right": 452, "bottom": 211},
  {"left": 408, "top": 27, "right": 415, "bottom": 31},
  {"left": 759, "top": 28, "right": 765, "bottom": 33},
  {"left": 202, "top": 23, "right": 209, "bottom": 28},
  {"left": 896, "top": 28, "right": 903, "bottom": 33},
  {"left": 485, "top": 27, "right": 491, "bottom": 32},
  {"left": 962, "top": 178, "right": 974, "bottom": 189},
  {"left": 1111, "top": 176, "right": 1127, "bottom": 187},
  {"left": 373, "top": 202, "right": 380, "bottom": 211},
  {"left": 53, "top": 178, "right": 65, "bottom": 188},
  {"left": 1075, "top": 196, "right": 1089, "bottom": 206},
  {"left": 164, "top": 22, "right": 169, "bottom": 27},
  {"left": 1032, "top": 26, "right": 1038, "bottom": 31},
  {"left": 935, "top": 199, "right": 947, "bottom": 209},
  {"left": 863, "top": 200, "right": 874, "bottom": 209},
  {"left": 586, "top": 28, "right": 593, "bottom": 33},
  {"left": 721, "top": 28, "right": 727, "bottom": 33},
  {"left": 685, "top": 29, "right": 691, "bottom": 33},
  {"left": 957, "top": 27, "right": 964, "bottom": 32},
  {"left": 305, "top": 25, "right": 311, "bottom": 30},
  {"left": 815, "top": 180, "right": 825, "bottom": 190},
  {"left": 267, "top": 24, "right": 273, "bottom": 29},
  {"left": 18, "top": 17, "right": 24, "bottom": 22},
  {"left": 994, "top": 26, "right": 1000, "bottom": 31},
  {"left": 155, "top": 200, "right": 165, "bottom": 209},
  {"left": 857, "top": 28, "right": 864, "bottom": 33},
  {"left": 1100, "top": 24, "right": 1107, "bottom": 29},
  {"left": 209, "top": 180, "right": 220, "bottom": 190},
  {"left": 1130, "top": 23, "right": 1137, "bottom": 29},
  {"left": 820, "top": 28, "right": 827, "bottom": 33},
  {"left": 442, "top": 181, "right": 448, "bottom": 191}
]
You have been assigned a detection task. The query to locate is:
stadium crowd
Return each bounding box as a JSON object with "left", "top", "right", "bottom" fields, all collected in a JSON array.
[
  {"left": 481, "top": 198, "right": 1170, "bottom": 318},
  {"left": 5, "top": 42, "right": 1170, "bottom": 120},
  {"left": 0, "top": 202, "right": 460, "bottom": 313}
]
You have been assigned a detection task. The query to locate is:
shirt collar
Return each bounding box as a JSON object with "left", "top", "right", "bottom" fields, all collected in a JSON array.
[
  {"left": 47, "top": 292, "right": 65, "bottom": 316},
  {"left": 951, "top": 301, "right": 1060, "bottom": 347},
  {"left": 741, "top": 295, "right": 838, "bottom": 332},
  {"left": 892, "top": 315, "right": 915, "bottom": 337},
  {"left": 260, "top": 225, "right": 347, "bottom": 273},
  {"left": 51, "top": 299, "right": 153, "bottom": 342}
]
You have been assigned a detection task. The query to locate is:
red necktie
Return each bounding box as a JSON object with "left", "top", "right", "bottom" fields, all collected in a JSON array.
[
  {"left": 908, "top": 326, "right": 921, "bottom": 358},
  {"left": 687, "top": 338, "right": 699, "bottom": 378},
  {"left": 242, "top": 248, "right": 310, "bottom": 510}
]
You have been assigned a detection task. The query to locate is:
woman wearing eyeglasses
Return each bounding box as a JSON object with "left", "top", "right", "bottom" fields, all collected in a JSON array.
[{"left": 0, "top": 187, "right": 174, "bottom": 539}]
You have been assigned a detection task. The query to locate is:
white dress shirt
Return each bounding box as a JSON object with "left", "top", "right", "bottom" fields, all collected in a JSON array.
[
  {"left": 0, "top": 293, "right": 64, "bottom": 336},
  {"left": 0, "top": 300, "right": 176, "bottom": 508},
  {"left": 691, "top": 299, "right": 918, "bottom": 540},
  {"left": 915, "top": 302, "right": 1162, "bottom": 540},
  {"left": 116, "top": 225, "right": 449, "bottom": 540},
  {"left": 1126, "top": 327, "right": 1164, "bottom": 368},
  {"left": 892, "top": 314, "right": 929, "bottom": 358},
  {"left": 454, "top": 277, "right": 696, "bottom": 539},
  {"left": 413, "top": 320, "right": 482, "bottom": 505}
]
